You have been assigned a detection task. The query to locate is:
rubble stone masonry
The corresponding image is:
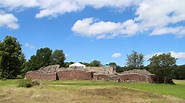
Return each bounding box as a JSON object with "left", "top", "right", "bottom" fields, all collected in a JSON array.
[{"left": 25, "top": 65, "right": 154, "bottom": 83}]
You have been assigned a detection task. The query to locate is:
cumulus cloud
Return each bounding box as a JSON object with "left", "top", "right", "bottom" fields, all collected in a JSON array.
[
  {"left": 71, "top": 18, "right": 125, "bottom": 38},
  {"left": 171, "top": 51, "right": 185, "bottom": 59},
  {"left": 77, "top": 0, "right": 139, "bottom": 8},
  {"left": 145, "top": 51, "right": 185, "bottom": 60},
  {"left": 1, "top": 0, "right": 185, "bottom": 38},
  {"left": 72, "top": 0, "right": 185, "bottom": 38},
  {"left": 71, "top": 18, "right": 141, "bottom": 38},
  {"left": 0, "top": 11, "right": 19, "bottom": 29},
  {"left": 135, "top": 0, "right": 185, "bottom": 36},
  {"left": 0, "top": 0, "right": 137, "bottom": 17},
  {"left": 35, "top": 0, "right": 83, "bottom": 18},
  {"left": 25, "top": 43, "right": 35, "bottom": 49},
  {"left": 0, "top": 0, "right": 39, "bottom": 10},
  {"left": 112, "top": 53, "right": 122, "bottom": 58}
]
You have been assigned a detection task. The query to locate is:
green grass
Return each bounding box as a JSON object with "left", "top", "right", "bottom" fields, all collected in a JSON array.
[
  {"left": 42, "top": 80, "right": 185, "bottom": 99},
  {"left": 1, "top": 79, "right": 185, "bottom": 99},
  {"left": 0, "top": 79, "right": 18, "bottom": 86}
]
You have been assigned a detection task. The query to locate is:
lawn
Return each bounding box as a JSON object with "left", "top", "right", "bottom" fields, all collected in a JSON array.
[{"left": 0, "top": 79, "right": 184, "bottom": 103}]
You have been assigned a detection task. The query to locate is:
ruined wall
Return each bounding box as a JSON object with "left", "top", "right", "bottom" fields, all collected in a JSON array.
[
  {"left": 25, "top": 72, "right": 56, "bottom": 81},
  {"left": 93, "top": 69, "right": 154, "bottom": 83},
  {"left": 86, "top": 67, "right": 115, "bottom": 74},
  {"left": 25, "top": 65, "right": 154, "bottom": 83},
  {"left": 118, "top": 74, "right": 146, "bottom": 82},
  {"left": 57, "top": 70, "right": 93, "bottom": 80}
]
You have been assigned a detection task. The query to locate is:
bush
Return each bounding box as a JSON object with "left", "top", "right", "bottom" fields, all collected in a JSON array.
[
  {"left": 17, "top": 79, "right": 32, "bottom": 88},
  {"left": 31, "top": 80, "right": 40, "bottom": 86}
]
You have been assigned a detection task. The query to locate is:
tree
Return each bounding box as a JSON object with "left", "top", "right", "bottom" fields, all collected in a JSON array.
[
  {"left": 36, "top": 47, "right": 52, "bottom": 67},
  {"left": 109, "top": 62, "right": 117, "bottom": 68},
  {"left": 90, "top": 60, "right": 101, "bottom": 67},
  {"left": 51, "top": 49, "right": 65, "bottom": 67},
  {"left": 126, "top": 51, "right": 144, "bottom": 70},
  {"left": 25, "top": 47, "right": 52, "bottom": 72},
  {"left": 64, "top": 61, "right": 74, "bottom": 68},
  {"left": 148, "top": 53, "right": 177, "bottom": 84},
  {"left": 24, "top": 55, "right": 39, "bottom": 73},
  {"left": 19, "top": 53, "right": 26, "bottom": 76},
  {"left": 174, "top": 65, "right": 185, "bottom": 80},
  {"left": 0, "top": 36, "right": 22, "bottom": 78}
]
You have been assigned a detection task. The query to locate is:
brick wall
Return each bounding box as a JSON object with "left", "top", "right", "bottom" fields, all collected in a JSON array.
[
  {"left": 57, "top": 70, "right": 93, "bottom": 80},
  {"left": 25, "top": 72, "right": 57, "bottom": 81},
  {"left": 119, "top": 74, "right": 149, "bottom": 82}
]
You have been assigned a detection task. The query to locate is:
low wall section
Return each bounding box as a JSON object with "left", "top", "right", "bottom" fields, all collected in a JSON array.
[
  {"left": 25, "top": 72, "right": 57, "bottom": 81},
  {"left": 57, "top": 70, "right": 93, "bottom": 80}
]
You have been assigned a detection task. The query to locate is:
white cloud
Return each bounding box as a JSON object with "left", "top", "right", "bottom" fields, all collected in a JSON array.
[
  {"left": 171, "top": 51, "right": 185, "bottom": 59},
  {"left": 151, "top": 26, "right": 185, "bottom": 37},
  {"left": 0, "top": 11, "right": 19, "bottom": 29},
  {"left": 25, "top": 43, "right": 35, "bottom": 49},
  {"left": 135, "top": 0, "right": 185, "bottom": 36},
  {"left": 71, "top": 18, "right": 140, "bottom": 38},
  {"left": 72, "top": 0, "right": 185, "bottom": 38},
  {"left": 145, "top": 51, "right": 185, "bottom": 60},
  {"left": 0, "top": 0, "right": 39, "bottom": 10},
  {"left": 1, "top": 0, "right": 185, "bottom": 38},
  {"left": 112, "top": 53, "right": 122, "bottom": 58},
  {"left": 35, "top": 0, "right": 83, "bottom": 18},
  {"left": 145, "top": 52, "right": 163, "bottom": 60},
  {"left": 77, "top": 0, "right": 139, "bottom": 8},
  {"left": 71, "top": 18, "right": 125, "bottom": 38},
  {"left": 65, "top": 54, "right": 69, "bottom": 58}
]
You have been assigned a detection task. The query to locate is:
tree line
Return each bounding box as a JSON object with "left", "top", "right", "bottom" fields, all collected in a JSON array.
[{"left": 0, "top": 36, "right": 185, "bottom": 83}]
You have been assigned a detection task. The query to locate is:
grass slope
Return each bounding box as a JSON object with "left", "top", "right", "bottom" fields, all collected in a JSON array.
[{"left": 0, "top": 79, "right": 184, "bottom": 103}]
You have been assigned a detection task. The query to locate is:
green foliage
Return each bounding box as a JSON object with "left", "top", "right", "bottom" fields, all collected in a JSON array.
[
  {"left": 80, "top": 62, "right": 91, "bottom": 67},
  {"left": 109, "top": 62, "right": 117, "bottom": 68},
  {"left": 17, "top": 79, "right": 33, "bottom": 88},
  {"left": 90, "top": 60, "right": 101, "bottom": 67},
  {"left": 24, "top": 55, "right": 39, "bottom": 72},
  {"left": 174, "top": 65, "right": 185, "bottom": 79},
  {"left": 148, "top": 53, "right": 177, "bottom": 83},
  {"left": 24, "top": 47, "right": 52, "bottom": 72},
  {"left": 126, "top": 51, "right": 144, "bottom": 70},
  {"left": 0, "top": 36, "right": 22, "bottom": 79},
  {"left": 17, "top": 79, "right": 40, "bottom": 88},
  {"left": 64, "top": 61, "right": 74, "bottom": 68},
  {"left": 19, "top": 53, "right": 27, "bottom": 76},
  {"left": 36, "top": 47, "right": 52, "bottom": 67},
  {"left": 51, "top": 50, "right": 65, "bottom": 67},
  {"left": 115, "top": 66, "right": 123, "bottom": 73}
]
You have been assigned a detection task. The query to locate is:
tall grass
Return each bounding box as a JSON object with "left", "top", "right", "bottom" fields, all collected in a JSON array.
[
  {"left": 1, "top": 79, "right": 185, "bottom": 99},
  {"left": 43, "top": 80, "right": 185, "bottom": 99}
]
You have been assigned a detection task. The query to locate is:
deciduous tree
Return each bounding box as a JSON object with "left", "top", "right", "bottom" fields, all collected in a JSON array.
[
  {"left": 148, "top": 53, "right": 177, "bottom": 84},
  {"left": 0, "top": 36, "right": 22, "bottom": 78},
  {"left": 51, "top": 49, "right": 65, "bottom": 67},
  {"left": 126, "top": 51, "right": 144, "bottom": 70},
  {"left": 90, "top": 60, "right": 101, "bottom": 67}
]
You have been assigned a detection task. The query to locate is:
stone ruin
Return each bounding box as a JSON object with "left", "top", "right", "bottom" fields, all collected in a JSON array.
[{"left": 25, "top": 65, "right": 155, "bottom": 83}]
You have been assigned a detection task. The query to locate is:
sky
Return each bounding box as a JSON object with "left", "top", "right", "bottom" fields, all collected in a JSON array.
[{"left": 0, "top": 0, "right": 185, "bottom": 66}]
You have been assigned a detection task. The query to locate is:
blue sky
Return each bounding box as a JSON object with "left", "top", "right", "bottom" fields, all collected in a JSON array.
[{"left": 0, "top": 0, "right": 185, "bottom": 66}]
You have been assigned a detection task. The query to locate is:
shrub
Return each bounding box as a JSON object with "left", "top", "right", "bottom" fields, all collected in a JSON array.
[
  {"left": 17, "top": 79, "right": 32, "bottom": 88},
  {"left": 31, "top": 80, "right": 40, "bottom": 85}
]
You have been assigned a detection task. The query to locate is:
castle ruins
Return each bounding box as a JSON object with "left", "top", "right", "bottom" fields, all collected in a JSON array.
[{"left": 25, "top": 64, "right": 155, "bottom": 83}]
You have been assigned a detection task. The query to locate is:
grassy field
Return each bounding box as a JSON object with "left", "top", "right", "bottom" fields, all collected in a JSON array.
[{"left": 0, "top": 79, "right": 185, "bottom": 103}]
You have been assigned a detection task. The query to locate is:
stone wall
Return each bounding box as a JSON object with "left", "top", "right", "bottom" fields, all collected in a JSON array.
[
  {"left": 25, "top": 65, "right": 154, "bottom": 83},
  {"left": 86, "top": 67, "right": 115, "bottom": 74},
  {"left": 25, "top": 72, "right": 57, "bottom": 81},
  {"left": 57, "top": 70, "right": 93, "bottom": 80}
]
